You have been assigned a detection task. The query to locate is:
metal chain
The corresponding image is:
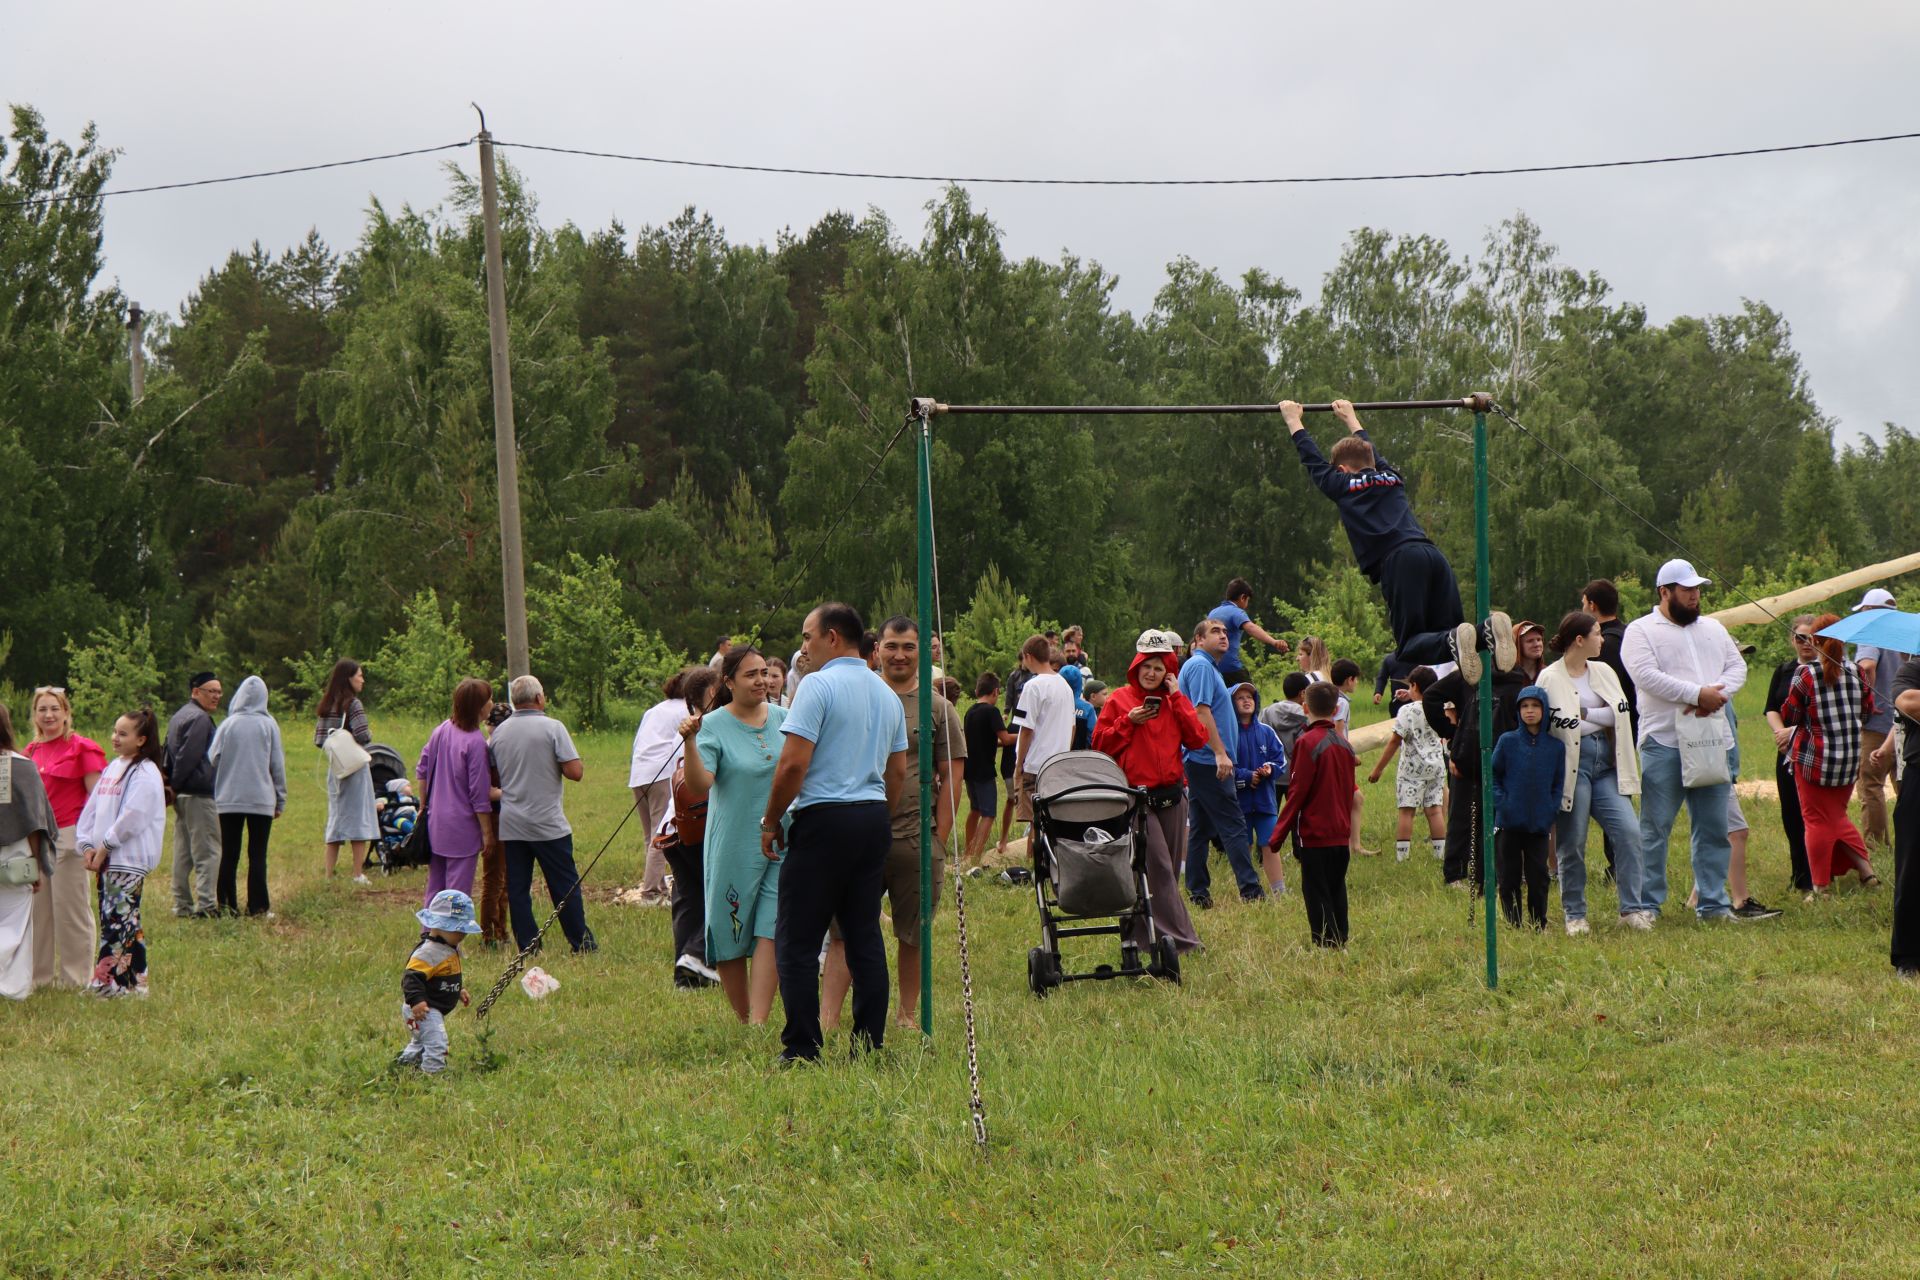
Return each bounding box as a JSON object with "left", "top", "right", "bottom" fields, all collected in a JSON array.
[{"left": 952, "top": 867, "right": 989, "bottom": 1147}]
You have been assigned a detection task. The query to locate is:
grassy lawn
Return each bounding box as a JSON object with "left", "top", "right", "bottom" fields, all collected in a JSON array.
[{"left": 5, "top": 685, "right": 1915, "bottom": 1277}]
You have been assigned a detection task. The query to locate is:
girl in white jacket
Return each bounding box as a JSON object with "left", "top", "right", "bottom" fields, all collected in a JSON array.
[
  {"left": 1538, "top": 613, "right": 1644, "bottom": 935},
  {"left": 75, "top": 708, "right": 167, "bottom": 997}
]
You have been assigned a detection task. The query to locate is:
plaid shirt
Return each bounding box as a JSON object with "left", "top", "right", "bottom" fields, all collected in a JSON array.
[{"left": 1783, "top": 661, "right": 1876, "bottom": 788}]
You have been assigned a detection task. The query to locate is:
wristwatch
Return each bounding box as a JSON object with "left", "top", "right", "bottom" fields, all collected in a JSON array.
[{"left": 759, "top": 818, "right": 779, "bottom": 832}]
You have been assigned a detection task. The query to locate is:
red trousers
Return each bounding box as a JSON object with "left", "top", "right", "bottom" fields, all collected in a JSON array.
[{"left": 1795, "top": 775, "right": 1873, "bottom": 888}]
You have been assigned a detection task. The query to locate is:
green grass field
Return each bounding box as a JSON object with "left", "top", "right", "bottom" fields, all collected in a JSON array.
[{"left": 6, "top": 686, "right": 1916, "bottom": 1278}]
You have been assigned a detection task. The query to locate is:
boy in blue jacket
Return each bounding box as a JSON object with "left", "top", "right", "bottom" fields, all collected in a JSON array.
[
  {"left": 1490, "top": 685, "right": 1564, "bottom": 929},
  {"left": 1230, "top": 683, "right": 1289, "bottom": 896}
]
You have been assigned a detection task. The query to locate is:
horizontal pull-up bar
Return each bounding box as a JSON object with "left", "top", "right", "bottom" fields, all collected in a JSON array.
[{"left": 909, "top": 394, "right": 1492, "bottom": 417}]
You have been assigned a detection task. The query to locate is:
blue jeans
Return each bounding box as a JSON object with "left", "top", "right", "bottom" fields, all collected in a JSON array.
[
  {"left": 504, "top": 835, "right": 597, "bottom": 954},
  {"left": 1554, "top": 733, "right": 1642, "bottom": 921},
  {"left": 1184, "top": 761, "right": 1262, "bottom": 901},
  {"left": 1633, "top": 740, "right": 1732, "bottom": 919}
]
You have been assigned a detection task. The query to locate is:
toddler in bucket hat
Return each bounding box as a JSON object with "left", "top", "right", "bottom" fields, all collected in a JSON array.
[{"left": 395, "top": 890, "right": 479, "bottom": 1074}]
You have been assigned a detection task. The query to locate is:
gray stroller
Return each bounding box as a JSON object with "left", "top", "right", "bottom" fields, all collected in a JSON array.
[{"left": 1025, "top": 750, "right": 1180, "bottom": 996}]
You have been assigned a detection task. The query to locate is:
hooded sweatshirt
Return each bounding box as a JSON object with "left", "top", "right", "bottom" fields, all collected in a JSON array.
[
  {"left": 75, "top": 757, "right": 167, "bottom": 876},
  {"left": 1232, "top": 713, "right": 1287, "bottom": 817},
  {"left": 208, "top": 676, "right": 288, "bottom": 817},
  {"left": 1060, "top": 663, "right": 1098, "bottom": 751},
  {"left": 1294, "top": 428, "right": 1432, "bottom": 580},
  {"left": 1258, "top": 699, "right": 1311, "bottom": 786},
  {"left": 1091, "top": 652, "right": 1207, "bottom": 791},
  {"left": 1490, "top": 685, "right": 1564, "bottom": 834}
]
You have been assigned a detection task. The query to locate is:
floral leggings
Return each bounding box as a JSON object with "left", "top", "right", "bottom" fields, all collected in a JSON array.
[{"left": 95, "top": 871, "right": 148, "bottom": 990}]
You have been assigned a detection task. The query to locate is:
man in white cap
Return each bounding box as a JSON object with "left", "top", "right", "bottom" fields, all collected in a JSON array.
[
  {"left": 1618, "top": 559, "right": 1748, "bottom": 926},
  {"left": 1852, "top": 587, "right": 1905, "bottom": 852}
]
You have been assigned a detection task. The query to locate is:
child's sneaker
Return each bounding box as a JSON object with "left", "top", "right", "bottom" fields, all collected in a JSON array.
[
  {"left": 1450, "top": 624, "right": 1483, "bottom": 686},
  {"left": 133, "top": 975, "right": 150, "bottom": 998},
  {"left": 1481, "top": 612, "right": 1517, "bottom": 673},
  {"left": 1565, "top": 917, "right": 1590, "bottom": 936}
]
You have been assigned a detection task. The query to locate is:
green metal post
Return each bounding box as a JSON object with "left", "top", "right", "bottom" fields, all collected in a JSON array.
[
  {"left": 916, "top": 410, "right": 935, "bottom": 1036},
  {"left": 1475, "top": 409, "right": 1497, "bottom": 990}
]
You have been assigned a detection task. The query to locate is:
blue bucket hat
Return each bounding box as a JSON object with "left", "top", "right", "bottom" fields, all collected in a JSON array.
[{"left": 417, "top": 889, "right": 481, "bottom": 934}]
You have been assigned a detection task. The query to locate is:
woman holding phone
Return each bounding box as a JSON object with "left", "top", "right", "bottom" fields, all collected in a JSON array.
[{"left": 1092, "top": 630, "right": 1208, "bottom": 953}]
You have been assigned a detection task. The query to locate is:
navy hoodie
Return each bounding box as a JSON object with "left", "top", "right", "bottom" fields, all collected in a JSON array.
[
  {"left": 1490, "top": 685, "right": 1564, "bottom": 833},
  {"left": 1294, "top": 428, "right": 1432, "bottom": 580}
]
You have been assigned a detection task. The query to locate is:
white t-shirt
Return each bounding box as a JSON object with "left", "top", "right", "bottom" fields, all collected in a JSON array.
[
  {"left": 1012, "top": 671, "right": 1075, "bottom": 775},
  {"left": 1335, "top": 694, "right": 1352, "bottom": 730},
  {"left": 628, "top": 697, "right": 688, "bottom": 787}
]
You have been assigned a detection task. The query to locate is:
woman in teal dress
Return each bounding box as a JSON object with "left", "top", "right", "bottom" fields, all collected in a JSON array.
[{"left": 680, "top": 647, "right": 785, "bottom": 1024}]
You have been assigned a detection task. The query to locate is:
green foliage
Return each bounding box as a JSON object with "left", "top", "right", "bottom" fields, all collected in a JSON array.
[
  {"left": 946, "top": 565, "right": 1057, "bottom": 687},
  {"left": 1271, "top": 563, "right": 1395, "bottom": 679},
  {"left": 283, "top": 649, "right": 338, "bottom": 715},
  {"left": 370, "top": 589, "right": 485, "bottom": 718},
  {"left": 529, "top": 552, "right": 685, "bottom": 728},
  {"left": 1724, "top": 550, "right": 1847, "bottom": 670},
  {"left": 64, "top": 615, "right": 162, "bottom": 728}
]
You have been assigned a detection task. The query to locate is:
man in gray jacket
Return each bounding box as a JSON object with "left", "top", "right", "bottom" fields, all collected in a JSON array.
[{"left": 165, "top": 672, "right": 223, "bottom": 917}]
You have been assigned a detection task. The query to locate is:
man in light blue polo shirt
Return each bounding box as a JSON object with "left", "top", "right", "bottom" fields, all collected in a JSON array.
[
  {"left": 1182, "top": 616, "right": 1265, "bottom": 906},
  {"left": 761, "top": 601, "right": 908, "bottom": 1062}
]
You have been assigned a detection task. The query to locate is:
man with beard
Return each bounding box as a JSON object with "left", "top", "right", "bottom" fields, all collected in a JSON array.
[{"left": 1620, "top": 560, "right": 1748, "bottom": 926}]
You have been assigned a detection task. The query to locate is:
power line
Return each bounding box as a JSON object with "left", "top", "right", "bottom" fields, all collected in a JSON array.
[
  {"left": 494, "top": 129, "right": 1920, "bottom": 187},
  {"left": 0, "top": 139, "right": 475, "bottom": 209}
]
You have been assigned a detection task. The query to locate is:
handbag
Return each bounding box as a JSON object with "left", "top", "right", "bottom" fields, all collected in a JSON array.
[
  {"left": 1674, "top": 708, "right": 1733, "bottom": 788},
  {"left": 0, "top": 844, "right": 38, "bottom": 886},
  {"left": 322, "top": 727, "right": 372, "bottom": 780},
  {"left": 394, "top": 738, "right": 435, "bottom": 865}
]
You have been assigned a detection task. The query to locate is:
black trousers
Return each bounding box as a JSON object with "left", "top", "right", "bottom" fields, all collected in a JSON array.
[
  {"left": 1496, "top": 828, "right": 1551, "bottom": 928},
  {"left": 774, "top": 801, "right": 890, "bottom": 1061},
  {"left": 662, "top": 839, "right": 704, "bottom": 965},
  {"left": 1891, "top": 778, "right": 1920, "bottom": 971},
  {"left": 1297, "top": 845, "right": 1351, "bottom": 947},
  {"left": 216, "top": 812, "right": 272, "bottom": 916},
  {"left": 1443, "top": 765, "right": 1482, "bottom": 885},
  {"left": 1379, "top": 541, "right": 1465, "bottom": 667},
  {"left": 1776, "top": 755, "right": 1814, "bottom": 892}
]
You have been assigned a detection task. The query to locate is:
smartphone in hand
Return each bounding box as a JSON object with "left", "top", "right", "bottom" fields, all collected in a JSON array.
[{"left": 1143, "top": 696, "right": 1163, "bottom": 717}]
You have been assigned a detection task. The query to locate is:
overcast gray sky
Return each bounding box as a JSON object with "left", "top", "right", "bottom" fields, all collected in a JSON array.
[{"left": 8, "top": 1, "right": 1915, "bottom": 441}]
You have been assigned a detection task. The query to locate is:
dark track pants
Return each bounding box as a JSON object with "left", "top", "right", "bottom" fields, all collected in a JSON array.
[
  {"left": 1378, "top": 541, "right": 1465, "bottom": 667},
  {"left": 1296, "top": 845, "right": 1350, "bottom": 947}
]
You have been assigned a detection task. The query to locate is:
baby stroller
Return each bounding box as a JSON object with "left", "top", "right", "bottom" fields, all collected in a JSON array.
[
  {"left": 365, "top": 743, "right": 428, "bottom": 874},
  {"left": 1026, "top": 750, "right": 1180, "bottom": 996}
]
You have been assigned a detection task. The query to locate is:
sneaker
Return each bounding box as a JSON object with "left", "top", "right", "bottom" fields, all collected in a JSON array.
[
  {"left": 1621, "top": 910, "right": 1655, "bottom": 931},
  {"left": 133, "top": 976, "right": 150, "bottom": 998},
  {"left": 1239, "top": 889, "right": 1267, "bottom": 904},
  {"left": 1733, "top": 898, "right": 1783, "bottom": 920},
  {"left": 672, "top": 966, "right": 714, "bottom": 990},
  {"left": 352, "top": 874, "right": 372, "bottom": 886},
  {"left": 1191, "top": 894, "right": 1214, "bottom": 911},
  {"left": 1482, "top": 612, "right": 1517, "bottom": 673},
  {"left": 676, "top": 953, "right": 720, "bottom": 984},
  {"left": 1565, "top": 917, "right": 1591, "bottom": 936},
  {"left": 1450, "top": 623, "right": 1483, "bottom": 686}
]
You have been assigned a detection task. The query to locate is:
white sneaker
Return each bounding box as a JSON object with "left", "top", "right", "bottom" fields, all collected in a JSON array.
[
  {"left": 1483, "top": 612, "right": 1517, "bottom": 673},
  {"left": 352, "top": 874, "right": 372, "bottom": 886},
  {"left": 1565, "top": 918, "right": 1590, "bottom": 936},
  {"left": 1451, "top": 623, "right": 1483, "bottom": 686},
  {"left": 1621, "top": 910, "right": 1654, "bottom": 931},
  {"left": 676, "top": 953, "right": 720, "bottom": 984}
]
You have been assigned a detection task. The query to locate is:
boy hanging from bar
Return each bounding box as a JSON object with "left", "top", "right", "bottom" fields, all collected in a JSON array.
[{"left": 1280, "top": 398, "right": 1514, "bottom": 686}]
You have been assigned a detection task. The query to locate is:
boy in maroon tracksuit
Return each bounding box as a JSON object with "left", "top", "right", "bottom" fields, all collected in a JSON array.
[{"left": 1269, "top": 682, "right": 1359, "bottom": 947}]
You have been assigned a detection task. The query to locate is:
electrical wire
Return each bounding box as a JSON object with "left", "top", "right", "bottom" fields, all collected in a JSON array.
[
  {"left": 0, "top": 139, "right": 475, "bottom": 209},
  {"left": 493, "top": 129, "right": 1920, "bottom": 187}
]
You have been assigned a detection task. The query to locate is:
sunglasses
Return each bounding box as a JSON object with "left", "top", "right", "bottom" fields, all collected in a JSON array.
[{"left": 1791, "top": 633, "right": 1814, "bottom": 643}]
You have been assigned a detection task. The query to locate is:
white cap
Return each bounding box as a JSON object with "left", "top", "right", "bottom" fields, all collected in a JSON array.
[
  {"left": 1655, "top": 558, "right": 1710, "bottom": 589},
  {"left": 1135, "top": 628, "right": 1177, "bottom": 655},
  {"left": 1853, "top": 588, "right": 1896, "bottom": 612}
]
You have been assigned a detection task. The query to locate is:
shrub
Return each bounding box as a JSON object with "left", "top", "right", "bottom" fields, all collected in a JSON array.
[
  {"left": 371, "top": 589, "right": 487, "bottom": 717},
  {"left": 1271, "top": 563, "right": 1393, "bottom": 682},
  {"left": 65, "top": 615, "right": 164, "bottom": 729},
  {"left": 947, "top": 564, "right": 1058, "bottom": 688},
  {"left": 530, "top": 553, "right": 686, "bottom": 728}
]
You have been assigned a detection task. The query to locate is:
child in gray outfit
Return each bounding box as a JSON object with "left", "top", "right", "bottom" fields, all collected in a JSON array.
[{"left": 396, "top": 889, "right": 478, "bottom": 1073}]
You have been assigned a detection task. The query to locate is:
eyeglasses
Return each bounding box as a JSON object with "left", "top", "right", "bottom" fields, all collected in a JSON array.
[{"left": 1791, "top": 634, "right": 1814, "bottom": 644}]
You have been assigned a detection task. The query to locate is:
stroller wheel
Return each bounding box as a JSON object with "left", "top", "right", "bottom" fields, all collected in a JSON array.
[
  {"left": 1155, "top": 937, "right": 1181, "bottom": 985},
  {"left": 1028, "top": 948, "right": 1053, "bottom": 999}
]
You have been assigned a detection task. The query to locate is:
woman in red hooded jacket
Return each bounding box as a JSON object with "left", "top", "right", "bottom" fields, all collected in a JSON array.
[{"left": 1092, "top": 637, "right": 1206, "bottom": 953}]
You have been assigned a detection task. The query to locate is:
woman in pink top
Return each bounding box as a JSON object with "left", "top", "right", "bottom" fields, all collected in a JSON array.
[
  {"left": 22, "top": 687, "right": 104, "bottom": 988},
  {"left": 415, "top": 679, "right": 500, "bottom": 904}
]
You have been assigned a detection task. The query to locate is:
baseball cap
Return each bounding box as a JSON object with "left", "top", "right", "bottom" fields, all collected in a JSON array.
[
  {"left": 1135, "top": 628, "right": 1177, "bottom": 655},
  {"left": 1853, "top": 588, "right": 1896, "bottom": 612},
  {"left": 1655, "top": 558, "right": 1710, "bottom": 589}
]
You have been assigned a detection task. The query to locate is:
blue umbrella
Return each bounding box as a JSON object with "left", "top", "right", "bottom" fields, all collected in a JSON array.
[{"left": 1815, "top": 608, "right": 1920, "bottom": 653}]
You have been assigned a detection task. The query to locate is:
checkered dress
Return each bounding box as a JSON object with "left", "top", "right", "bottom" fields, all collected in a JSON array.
[{"left": 1783, "top": 661, "right": 1876, "bottom": 788}]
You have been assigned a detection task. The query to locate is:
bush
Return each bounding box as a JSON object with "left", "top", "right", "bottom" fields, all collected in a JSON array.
[
  {"left": 65, "top": 615, "right": 164, "bottom": 729},
  {"left": 947, "top": 564, "right": 1058, "bottom": 688},
  {"left": 371, "top": 589, "right": 488, "bottom": 717},
  {"left": 1271, "top": 563, "right": 1393, "bottom": 681},
  {"left": 530, "top": 553, "right": 686, "bottom": 728}
]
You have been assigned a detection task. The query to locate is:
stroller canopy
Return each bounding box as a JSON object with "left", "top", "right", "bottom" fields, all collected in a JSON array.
[{"left": 1033, "top": 750, "right": 1137, "bottom": 824}]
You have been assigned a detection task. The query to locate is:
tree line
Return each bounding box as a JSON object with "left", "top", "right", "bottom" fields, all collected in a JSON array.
[{"left": 4, "top": 104, "right": 1910, "bottom": 720}]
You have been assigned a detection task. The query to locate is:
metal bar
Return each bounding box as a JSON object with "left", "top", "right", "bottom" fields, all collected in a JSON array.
[
  {"left": 921, "top": 396, "right": 1490, "bottom": 416},
  {"left": 1475, "top": 409, "right": 1498, "bottom": 990},
  {"left": 915, "top": 409, "right": 935, "bottom": 1039}
]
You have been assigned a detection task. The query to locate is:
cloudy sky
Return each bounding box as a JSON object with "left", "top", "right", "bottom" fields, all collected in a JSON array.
[{"left": 8, "top": 2, "right": 1915, "bottom": 441}]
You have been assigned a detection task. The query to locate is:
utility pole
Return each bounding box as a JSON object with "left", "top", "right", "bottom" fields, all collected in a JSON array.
[
  {"left": 127, "top": 302, "right": 146, "bottom": 401},
  {"left": 474, "top": 106, "right": 531, "bottom": 680}
]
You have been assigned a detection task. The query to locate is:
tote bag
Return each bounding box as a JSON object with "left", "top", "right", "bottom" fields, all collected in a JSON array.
[{"left": 1674, "top": 708, "right": 1733, "bottom": 788}]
